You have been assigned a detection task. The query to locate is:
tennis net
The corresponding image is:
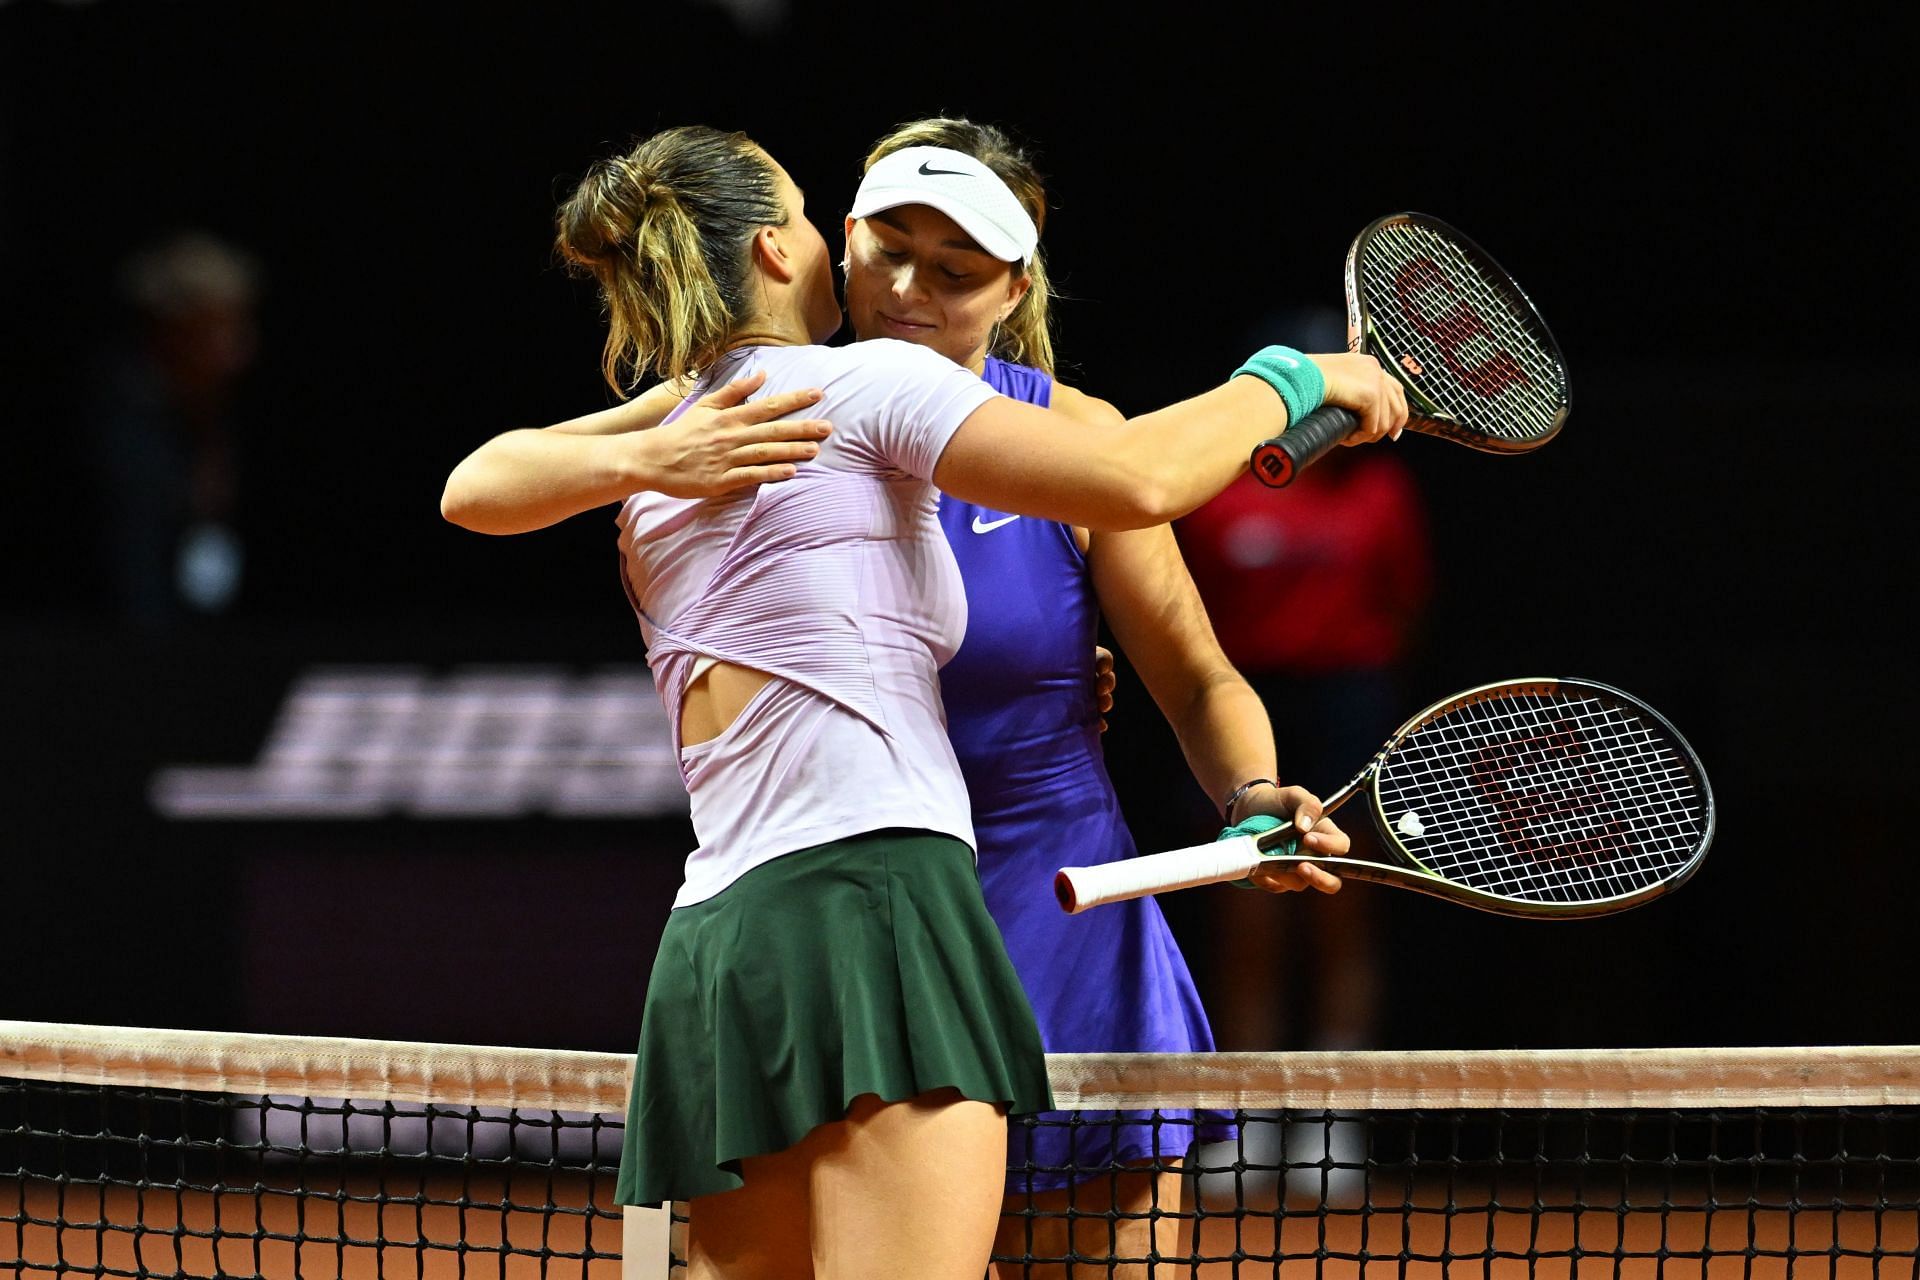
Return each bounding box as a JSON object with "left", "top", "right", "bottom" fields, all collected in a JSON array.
[{"left": 6, "top": 1021, "right": 1918, "bottom": 1277}]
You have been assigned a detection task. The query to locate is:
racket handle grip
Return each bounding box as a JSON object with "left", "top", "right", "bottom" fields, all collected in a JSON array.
[
  {"left": 1249, "top": 405, "right": 1359, "bottom": 488},
  {"left": 1056, "top": 835, "right": 1264, "bottom": 914}
]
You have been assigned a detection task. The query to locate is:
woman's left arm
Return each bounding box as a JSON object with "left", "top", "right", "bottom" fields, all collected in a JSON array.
[
  {"left": 1089, "top": 524, "right": 1346, "bottom": 889},
  {"left": 1057, "top": 386, "right": 1348, "bottom": 893}
]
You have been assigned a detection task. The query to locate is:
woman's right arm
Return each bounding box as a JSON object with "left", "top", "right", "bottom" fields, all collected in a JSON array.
[
  {"left": 933, "top": 352, "right": 1406, "bottom": 532},
  {"left": 441, "top": 373, "right": 830, "bottom": 535}
]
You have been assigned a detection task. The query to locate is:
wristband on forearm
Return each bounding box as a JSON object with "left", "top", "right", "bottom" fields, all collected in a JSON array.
[{"left": 1232, "top": 345, "right": 1326, "bottom": 427}]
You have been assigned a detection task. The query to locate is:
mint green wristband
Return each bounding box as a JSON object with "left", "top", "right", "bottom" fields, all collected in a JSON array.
[
  {"left": 1218, "top": 812, "right": 1300, "bottom": 889},
  {"left": 1233, "top": 345, "right": 1326, "bottom": 426}
]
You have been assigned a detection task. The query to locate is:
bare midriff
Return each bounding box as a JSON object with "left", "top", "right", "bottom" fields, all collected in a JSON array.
[{"left": 679, "top": 661, "right": 775, "bottom": 748}]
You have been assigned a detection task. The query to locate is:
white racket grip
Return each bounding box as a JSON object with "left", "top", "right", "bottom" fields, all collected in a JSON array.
[{"left": 1055, "top": 834, "right": 1264, "bottom": 914}]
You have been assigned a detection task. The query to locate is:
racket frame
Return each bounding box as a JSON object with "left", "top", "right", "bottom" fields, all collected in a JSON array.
[
  {"left": 1250, "top": 212, "right": 1572, "bottom": 488},
  {"left": 1350, "top": 214, "right": 1572, "bottom": 454},
  {"left": 1056, "top": 677, "right": 1716, "bottom": 921}
]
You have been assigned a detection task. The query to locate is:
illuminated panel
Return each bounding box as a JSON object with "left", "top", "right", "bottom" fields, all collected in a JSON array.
[{"left": 150, "top": 665, "right": 687, "bottom": 820}]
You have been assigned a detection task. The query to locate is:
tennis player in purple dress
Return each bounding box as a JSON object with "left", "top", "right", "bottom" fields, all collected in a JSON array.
[
  {"left": 939, "top": 357, "right": 1233, "bottom": 1187},
  {"left": 840, "top": 125, "right": 1358, "bottom": 1274}
]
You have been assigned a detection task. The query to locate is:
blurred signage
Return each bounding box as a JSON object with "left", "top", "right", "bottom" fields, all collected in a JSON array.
[{"left": 150, "top": 665, "right": 686, "bottom": 819}]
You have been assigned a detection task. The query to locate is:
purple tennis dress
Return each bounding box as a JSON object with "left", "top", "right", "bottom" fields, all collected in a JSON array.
[{"left": 940, "top": 358, "right": 1233, "bottom": 1191}]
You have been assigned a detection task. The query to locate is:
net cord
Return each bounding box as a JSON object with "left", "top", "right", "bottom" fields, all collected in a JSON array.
[
  {"left": 0, "top": 1020, "right": 632, "bottom": 1114},
  {"left": 7, "top": 1022, "right": 1920, "bottom": 1112}
]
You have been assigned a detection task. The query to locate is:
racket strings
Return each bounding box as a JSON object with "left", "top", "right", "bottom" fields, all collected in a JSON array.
[
  {"left": 1375, "top": 690, "right": 1709, "bottom": 904},
  {"left": 1402, "top": 699, "right": 1700, "bottom": 900},
  {"left": 1389, "top": 700, "right": 1701, "bottom": 901},
  {"left": 1360, "top": 222, "right": 1566, "bottom": 441}
]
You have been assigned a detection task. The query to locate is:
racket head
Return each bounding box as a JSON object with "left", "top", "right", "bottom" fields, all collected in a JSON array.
[
  {"left": 1346, "top": 213, "right": 1571, "bottom": 454},
  {"left": 1358, "top": 677, "right": 1714, "bottom": 918}
]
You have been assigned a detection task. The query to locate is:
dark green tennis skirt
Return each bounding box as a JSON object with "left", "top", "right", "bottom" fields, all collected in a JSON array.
[{"left": 616, "top": 828, "right": 1054, "bottom": 1206}]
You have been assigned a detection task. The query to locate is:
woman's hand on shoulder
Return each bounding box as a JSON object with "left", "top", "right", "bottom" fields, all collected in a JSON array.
[
  {"left": 1234, "top": 783, "right": 1349, "bottom": 895},
  {"left": 619, "top": 371, "right": 834, "bottom": 498}
]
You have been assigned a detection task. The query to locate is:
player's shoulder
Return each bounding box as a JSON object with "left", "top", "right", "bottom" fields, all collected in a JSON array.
[
  {"left": 814, "top": 339, "right": 985, "bottom": 420},
  {"left": 1048, "top": 380, "right": 1126, "bottom": 429},
  {"left": 834, "top": 336, "right": 971, "bottom": 378},
  {"left": 731, "top": 341, "right": 963, "bottom": 401}
]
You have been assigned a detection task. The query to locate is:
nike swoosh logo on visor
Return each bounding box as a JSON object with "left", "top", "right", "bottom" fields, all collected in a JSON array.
[
  {"left": 918, "top": 161, "right": 969, "bottom": 176},
  {"left": 970, "top": 513, "right": 1020, "bottom": 534}
]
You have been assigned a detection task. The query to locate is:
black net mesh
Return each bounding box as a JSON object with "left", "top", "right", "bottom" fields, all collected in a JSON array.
[
  {"left": 7, "top": 1028, "right": 1918, "bottom": 1278},
  {"left": 3, "top": 1082, "right": 624, "bottom": 1278},
  {"left": 991, "top": 1106, "right": 1920, "bottom": 1277}
]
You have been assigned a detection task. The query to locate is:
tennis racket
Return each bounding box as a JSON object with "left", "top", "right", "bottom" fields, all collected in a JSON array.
[
  {"left": 1056, "top": 678, "right": 1713, "bottom": 920},
  {"left": 1252, "top": 212, "right": 1571, "bottom": 488}
]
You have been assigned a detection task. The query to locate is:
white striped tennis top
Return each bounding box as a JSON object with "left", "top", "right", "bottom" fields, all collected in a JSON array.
[{"left": 614, "top": 339, "right": 1000, "bottom": 907}]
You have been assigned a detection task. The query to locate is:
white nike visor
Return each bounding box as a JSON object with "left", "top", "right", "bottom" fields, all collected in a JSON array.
[{"left": 847, "top": 146, "right": 1039, "bottom": 263}]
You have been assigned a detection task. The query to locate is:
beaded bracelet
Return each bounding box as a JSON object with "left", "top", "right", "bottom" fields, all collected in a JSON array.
[{"left": 1232, "top": 345, "right": 1326, "bottom": 427}]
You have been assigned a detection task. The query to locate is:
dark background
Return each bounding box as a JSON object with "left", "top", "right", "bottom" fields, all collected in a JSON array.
[{"left": 2, "top": 3, "right": 1912, "bottom": 1054}]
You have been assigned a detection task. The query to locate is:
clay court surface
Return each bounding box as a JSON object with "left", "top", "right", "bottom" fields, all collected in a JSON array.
[{"left": 9, "top": 1175, "right": 1917, "bottom": 1278}]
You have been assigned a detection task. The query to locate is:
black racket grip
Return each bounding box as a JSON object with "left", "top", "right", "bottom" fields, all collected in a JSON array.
[{"left": 1249, "top": 405, "right": 1359, "bottom": 488}]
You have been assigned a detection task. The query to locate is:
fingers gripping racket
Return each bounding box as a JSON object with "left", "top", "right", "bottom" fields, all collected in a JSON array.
[
  {"left": 1251, "top": 212, "right": 1572, "bottom": 488},
  {"left": 1056, "top": 678, "right": 1713, "bottom": 920}
]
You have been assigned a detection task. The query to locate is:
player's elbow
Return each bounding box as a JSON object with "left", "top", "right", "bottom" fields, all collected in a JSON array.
[
  {"left": 439, "top": 478, "right": 477, "bottom": 529},
  {"left": 1072, "top": 479, "right": 1184, "bottom": 533},
  {"left": 1100, "top": 434, "right": 1208, "bottom": 528},
  {"left": 1105, "top": 474, "right": 1188, "bottom": 531},
  {"left": 439, "top": 472, "right": 504, "bottom": 534},
  {"left": 1135, "top": 478, "right": 1195, "bottom": 528}
]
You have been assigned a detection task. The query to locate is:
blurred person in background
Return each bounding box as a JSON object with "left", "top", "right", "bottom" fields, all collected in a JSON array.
[{"left": 84, "top": 229, "right": 261, "bottom": 627}]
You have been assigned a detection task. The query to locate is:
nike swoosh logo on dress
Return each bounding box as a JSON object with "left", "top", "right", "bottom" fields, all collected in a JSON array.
[{"left": 970, "top": 513, "right": 1020, "bottom": 534}]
